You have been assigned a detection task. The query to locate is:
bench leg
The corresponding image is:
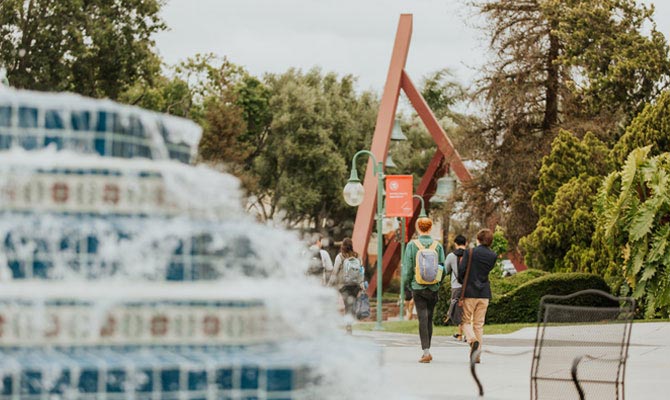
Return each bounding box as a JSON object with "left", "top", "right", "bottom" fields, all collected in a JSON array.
[
  {"left": 571, "top": 355, "right": 586, "bottom": 400},
  {"left": 471, "top": 347, "right": 484, "bottom": 397}
]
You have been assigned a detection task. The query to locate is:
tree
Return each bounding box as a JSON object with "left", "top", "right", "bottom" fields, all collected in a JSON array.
[
  {"left": 190, "top": 56, "right": 270, "bottom": 192},
  {"left": 612, "top": 90, "right": 670, "bottom": 166},
  {"left": 420, "top": 69, "right": 467, "bottom": 120},
  {"left": 0, "top": 0, "right": 166, "bottom": 99},
  {"left": 471, "top": 0, "right": 670, "bottom": 246},
  {"left": 553, "top": 0, "right": 670, "bottom": 121},
  {"left": 393, "top": 70, "right": 477, "bottom": 193},
  {"left": 521, "top": 130, "right": 611, "bottom": 271},
  {"left": 597, "top": 146, "right": 670, "bottom": 316},
  {"left": 491, "top": 226, "right": 509, "bottom": 261},
  {"left": 171, "top": 61, "right": 378, "bottom": 233},
  {"left": 532, "top": 130, "right": 611, "bottom": 217},
  {"left": 119, "top": 76, "right": 200, "bottom": 122},
  {"left": 523, "top": 175, "right": 605, "bottom": 272},
  {"left": 253, "top": 68, "right": 377, "bottom": 229},
  {"left": 390, "top": 115, "right": 445, "bottom": 189}
]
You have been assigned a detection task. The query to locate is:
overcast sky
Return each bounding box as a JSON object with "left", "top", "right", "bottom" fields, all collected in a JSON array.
[{"left": 155, "top": 0, "right": 670, "bottom": 95}]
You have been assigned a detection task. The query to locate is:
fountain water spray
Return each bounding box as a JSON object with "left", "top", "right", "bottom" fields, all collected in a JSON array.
[{"left": 0, "top": 87, "right": 425, "bottom": 400}]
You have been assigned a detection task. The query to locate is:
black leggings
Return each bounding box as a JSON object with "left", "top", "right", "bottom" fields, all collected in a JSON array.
[
  {"left": 413, "top": 289, "right": 439, "bottom": 350},
  {"left": 340, "top": 285, "right": 361, "bottom": 319}
]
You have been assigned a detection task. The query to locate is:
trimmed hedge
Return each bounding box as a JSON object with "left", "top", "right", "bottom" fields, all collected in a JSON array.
[
  {"left": 490, "top": 268, "right": 549, "bottom": 298},
  {"left": 486, "top": 273, "right": 611, "bottom": 324},
  {"left": 433, "top": 283, "right": 452, "bottom": 326},
  {"left": 433, "top": 268, "right": 549, "bottom": 326}
]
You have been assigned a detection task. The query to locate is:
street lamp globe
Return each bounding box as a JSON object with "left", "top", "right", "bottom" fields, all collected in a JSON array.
[{"left": 343, "top": 180, "right": 365, "bottom": 206}]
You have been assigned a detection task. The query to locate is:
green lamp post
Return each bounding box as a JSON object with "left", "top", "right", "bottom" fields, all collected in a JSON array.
[
  {"left": 398, "top": 194, "right": 427, "bottom": 320},
  {"left": 343, "top": 150, "right": 385, "bottom": 330}
]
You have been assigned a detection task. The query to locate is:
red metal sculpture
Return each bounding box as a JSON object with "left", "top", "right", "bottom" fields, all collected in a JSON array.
[{"left": 352, "top": 14, "right": 472, "bottom": 296}]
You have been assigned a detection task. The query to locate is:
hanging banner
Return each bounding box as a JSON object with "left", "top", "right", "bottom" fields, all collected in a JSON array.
[{"left": 385, "top": 175, "right": 413, "bottom": 217}]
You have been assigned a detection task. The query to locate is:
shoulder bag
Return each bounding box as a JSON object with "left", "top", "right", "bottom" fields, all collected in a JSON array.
[{"left": 458, "top": 248, "right": 474, "bottom": 307}]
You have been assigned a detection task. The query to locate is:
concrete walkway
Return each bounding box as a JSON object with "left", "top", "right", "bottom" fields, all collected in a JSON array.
[{"left": 355, "top": 322, "right": 670, "bottom": 399}]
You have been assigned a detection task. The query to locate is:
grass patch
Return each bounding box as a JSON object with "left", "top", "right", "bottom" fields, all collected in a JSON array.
[
  {"left": 368, "top": 292, "right": 402, "bottom": 304},
  {"left": 636, "top": 318, "right": 670, "bottom": 323},
  {"left": 354, "top": 318, "right": 670, "bottom": 335},
  {"left": 354, "top": 320, "right": 536, "bottom": 335}
]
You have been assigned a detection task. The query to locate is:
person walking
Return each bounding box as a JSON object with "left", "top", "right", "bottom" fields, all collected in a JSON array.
[
  {"left": 457, "top": 228, "right": 497, "bottom": 363},
  {"left": 311, "top": 235, "right": 334, "bottom": 285},
  {"left": 328, "top": 237, "right": 365, "bottom": 334},
  {"left": 444, "top": 234, "right": 467, "bottom": 341},
  {"left": 403, "top": 217, "right": 446, "bottom": 363}
]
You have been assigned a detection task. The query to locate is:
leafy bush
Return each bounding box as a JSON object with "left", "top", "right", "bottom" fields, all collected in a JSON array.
[
  {"left": 596, "top": 146, "right": 670, "bottom": 317},
  {"left": 490, "top": 268, "right": 549, "bottom": 298},
  {"left": 434, "top": 267, "right": 548, "bottom": 326},
  {"left": 433, "top": 283, "right": 452, "bottom": 326},
  {"left": 386, "top": 276, "right": 401, "bottom": 294},
  {"left": 521, "top": 131, "right": 611, "bottom": 273},
  {"left": 486, "top": 273, "right": 611, "bottom": 324},
  {"left": 491, "top": 226, "right": 509, "bottom": 261}
]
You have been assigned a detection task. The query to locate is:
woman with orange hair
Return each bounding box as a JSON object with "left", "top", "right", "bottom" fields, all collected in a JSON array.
[{"left": 403, "top": 217, "right": 446, "bottom": 363}]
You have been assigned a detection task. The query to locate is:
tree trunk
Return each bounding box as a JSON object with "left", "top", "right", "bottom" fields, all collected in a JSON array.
[{"left": 542, "top": 26, "right": 560, "bottom": 133}]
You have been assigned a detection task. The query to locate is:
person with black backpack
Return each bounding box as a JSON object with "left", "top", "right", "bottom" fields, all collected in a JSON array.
[
  {"left": 328, "top": 237, "right": 365, "bottom": 334},
  {"left": 444, "top": 234, "right": 467, "bottom": 341},
  {"left": 403, "top": 217, "right": 446, "bottom": 363}
]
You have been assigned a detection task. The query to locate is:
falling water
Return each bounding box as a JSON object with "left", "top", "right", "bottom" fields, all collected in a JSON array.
[{"left": 0, "top": 86, "right": 420, "bottom": 400}]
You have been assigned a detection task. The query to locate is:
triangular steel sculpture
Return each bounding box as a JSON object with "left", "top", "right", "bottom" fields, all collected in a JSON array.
[{"left": 352, "top": 14, "right": 473, "bottom": 296}]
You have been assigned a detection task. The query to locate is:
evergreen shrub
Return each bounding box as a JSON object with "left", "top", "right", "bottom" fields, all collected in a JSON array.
[
  {"left": 490, "top": 268, "right": 549, "bottom": 298},
  {"left": 434, "top": 268, "right": 549, "bottom": 326},
  {"left": 486, "top": 273, "right": 611, "bottom": 324}
]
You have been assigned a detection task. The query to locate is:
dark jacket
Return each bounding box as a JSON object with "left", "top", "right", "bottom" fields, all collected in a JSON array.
[{"left": 457, "top": 245, "right": 497, "bottom": 299}]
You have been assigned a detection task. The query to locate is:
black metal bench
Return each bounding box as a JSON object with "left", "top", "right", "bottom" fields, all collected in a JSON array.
[{"left": 471, "top": 289, "right": 635, "bottom": 399}]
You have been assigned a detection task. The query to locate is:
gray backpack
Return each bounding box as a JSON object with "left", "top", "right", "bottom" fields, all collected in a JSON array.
[{"left": 342, "top": 257, "right": 363, "bottom": 286}]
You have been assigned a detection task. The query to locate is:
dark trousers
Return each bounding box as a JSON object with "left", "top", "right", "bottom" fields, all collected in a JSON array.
[
  {"left": 340, "top": 285, "right": 361, "bottom": 319},
  {"left": 413, "top": 288, "right": 439, "bottom": 350}
]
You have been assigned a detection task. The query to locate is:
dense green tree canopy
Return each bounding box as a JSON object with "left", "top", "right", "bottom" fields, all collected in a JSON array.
[
  {"left": 522, "top": 130, "right": 611, "bottom": 272},
  {"left": 523, "top": 175, "right": 604, "bottom": 272},
  {"left": 472, "top": 0, "right": 670, "bottom": 246},
  {"left": 119, "top": 76, "right": 199, "bottom": 121},
  {"left": 532, "top": 130, "right": 611, "bottom": 217},
  {"left": 0, "top": 0, "right": 166, "bottom": 99},
  {"left": 194, "top": 65, "right": 378, "bottom": 231},
  {"left": 613, "top": 90, "right": 670, "bottom": 166},
  {"left": 553, "top": 0, "right": 670, "bottom": 120},
  {"left": 254, "top": 68, "right": 377, "bottom": 228}
]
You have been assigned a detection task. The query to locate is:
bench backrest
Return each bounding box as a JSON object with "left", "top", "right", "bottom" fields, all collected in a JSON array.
[{"left": 530, "top": 289, "right": 635, "bottom": 400}]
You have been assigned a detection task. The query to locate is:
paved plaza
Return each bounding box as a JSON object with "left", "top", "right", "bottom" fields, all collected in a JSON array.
[{"left": 356, "top": 322, "right": 670, "bottom": 399}]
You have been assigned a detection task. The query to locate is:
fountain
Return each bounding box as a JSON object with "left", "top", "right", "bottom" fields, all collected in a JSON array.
[{"left": 0, "top": 87, "right": 385, "bottom": 400}]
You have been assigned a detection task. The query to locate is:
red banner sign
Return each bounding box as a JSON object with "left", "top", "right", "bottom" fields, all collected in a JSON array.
[{"left": 385, "top": 175, "right": 413, "bottom": 217}]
